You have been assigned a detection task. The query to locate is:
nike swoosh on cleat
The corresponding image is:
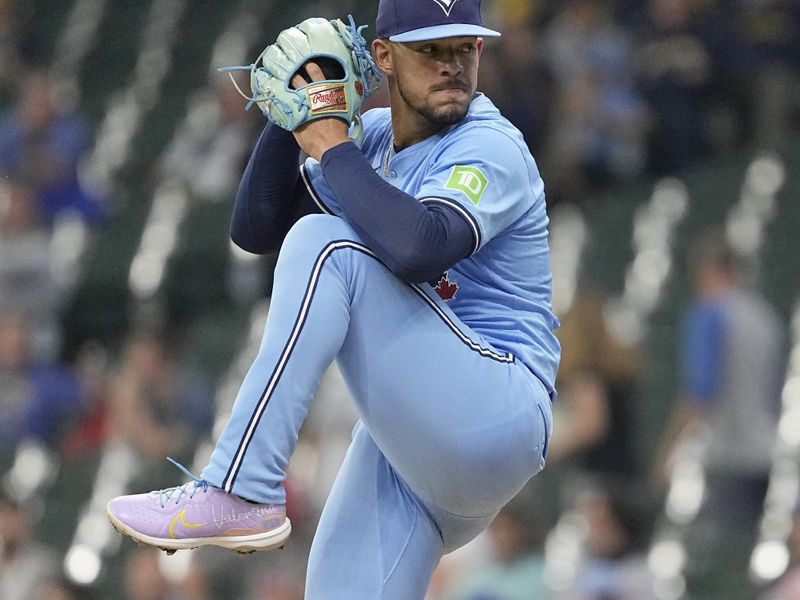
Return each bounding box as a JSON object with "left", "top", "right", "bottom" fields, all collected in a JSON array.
[{"left": 169, "top": 509, "right": 205, "bottom": 539}]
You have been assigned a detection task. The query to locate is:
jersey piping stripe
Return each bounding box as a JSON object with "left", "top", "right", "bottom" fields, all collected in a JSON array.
[
  {"left": 300, "top": 164, "right": 334, "bottom": 215},
  {"left": 222, "top": 240, "right": 360, "bottom": 492},
  {"left": 419, "top": 196, "right": 482, "bottom": 254},
  {"left": 408, "top": 283, "right": 514, "bottom": 363},
  {"left": 222, "top": 239, "right": 513, "bottom": 492}
]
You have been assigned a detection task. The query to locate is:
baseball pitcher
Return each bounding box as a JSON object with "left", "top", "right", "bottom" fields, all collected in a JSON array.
[{"left": 107, "top": 0, "right": 560, "bottom": 597}]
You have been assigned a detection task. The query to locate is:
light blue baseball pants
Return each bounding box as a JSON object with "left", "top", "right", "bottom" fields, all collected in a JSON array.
[{"left": 202, "top": 214, "right": 552, "bottom": 599}]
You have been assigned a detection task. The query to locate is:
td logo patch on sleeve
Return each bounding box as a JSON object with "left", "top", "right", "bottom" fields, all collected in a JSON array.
[{"left": 444, "top": 165, "right": 489, "bottom": 206}]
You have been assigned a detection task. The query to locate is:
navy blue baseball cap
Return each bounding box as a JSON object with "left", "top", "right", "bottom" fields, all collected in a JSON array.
[{"left": 376, "top": 0, "right": 501, "bottom": 42}]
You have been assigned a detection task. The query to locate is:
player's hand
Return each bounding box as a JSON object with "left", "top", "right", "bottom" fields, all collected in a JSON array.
[{"left": 291, "top": 61, "right": 351, "bottom": 161}]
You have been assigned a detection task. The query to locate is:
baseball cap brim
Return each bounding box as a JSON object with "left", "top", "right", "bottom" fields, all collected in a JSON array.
[{"left": 388, "top": 23, "right": 501, "bottom": 42}]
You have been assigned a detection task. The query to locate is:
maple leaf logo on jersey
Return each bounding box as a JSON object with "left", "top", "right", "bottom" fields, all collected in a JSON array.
[
  {"left": 432, "top": 0, "right": 459, "bottom": 16},
  {"left": 433, "top": 271, "right": 460, "bottom": 301}
]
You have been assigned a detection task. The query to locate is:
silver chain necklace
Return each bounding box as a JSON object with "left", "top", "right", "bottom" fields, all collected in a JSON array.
[{"left": 382, "top": 138, "right": 394, "bottom": 177}]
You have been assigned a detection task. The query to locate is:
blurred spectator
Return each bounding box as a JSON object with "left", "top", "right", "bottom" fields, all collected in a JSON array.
[
  {"left": 32, "top": 576, "right": 96, "bottom": 600},
  {"left": 636, "top": 0, "right": 713, "bottom": 174},
  {"left": 123, "top": 547, "right": 206, "bottom": 600},
  {"left": 0, "top": 311, "right": 85, "bottom": 454},
  {"left": 107, "top": 329, "right": 213, "bottom": 462},
  {"left": 553, "top": 481, "right": 656, "bottom": 600},
  {"left": 655, "top": 230, "right": 785, "bottom": 593},
  {"left": 59, "top": 341, "right": 112, "bottom": 460},
  {"left": 0, "top": 67, "right": 105, "bottom": 227},
  {"left": 539, "top": 0, "right": 648, "bottom": 206},
  {"left": 250, "top": 571, "right": 306, "bottom": 600},
  {"left": 0, "top": 490, "right": 59, "bottom": 600},
  {"left": 0, "top": 0, "right": 20, "bottom": 106},
  {"left": 0, "top": 178, "right": 63, "bottom": 358},
  {"left": 446, "top": 495, "right": 549, "bottom": 600},
  {"left": 477, "top": 19, "right": 555, "bottom": 159},
  {"left": 163, "top": 78, "right": 261, "bottom": 203},
  {"left": 723, "top": 0, "right": 800, "bottom": 153},
  {"left": 548, "top": 292, "right": 640, "bottom": 482}
]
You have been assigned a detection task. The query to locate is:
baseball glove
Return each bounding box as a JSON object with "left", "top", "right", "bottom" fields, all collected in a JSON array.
[{"left": 221, "top": 16, "right": 380, "bottom": 141}]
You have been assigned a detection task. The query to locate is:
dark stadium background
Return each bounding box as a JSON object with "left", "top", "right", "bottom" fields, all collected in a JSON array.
[{"left": 0, "top": 1, "right": 798, "bottom": 599}]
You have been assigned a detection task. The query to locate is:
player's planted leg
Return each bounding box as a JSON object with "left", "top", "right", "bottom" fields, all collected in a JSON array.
[{"left": 106, "top": 215, "right": 356, "bottom": 553}]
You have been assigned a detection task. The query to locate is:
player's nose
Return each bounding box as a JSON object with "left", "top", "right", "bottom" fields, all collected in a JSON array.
[{"left": 437, "top": 51, "right": 464, "bottom": 76}]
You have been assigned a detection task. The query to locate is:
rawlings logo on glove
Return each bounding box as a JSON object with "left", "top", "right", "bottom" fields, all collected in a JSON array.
[
  {"left": 307, "top": 83, "right": 349, "bottom": 114},
  {"left": 220, "top": 15, "right": 380, "bottom": 144}
]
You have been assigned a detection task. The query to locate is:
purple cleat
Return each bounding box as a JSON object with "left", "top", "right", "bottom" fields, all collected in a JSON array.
[{"left": 106, "top": 460, "right": 290, "bottom": 555}]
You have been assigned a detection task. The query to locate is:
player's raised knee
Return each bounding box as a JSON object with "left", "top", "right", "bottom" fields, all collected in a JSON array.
[
  {"left": 285, "top": 214, "right": 359, "bottom": 246},
  {"left": 275, "top": 215, "right": 366, "bottom": 271}
]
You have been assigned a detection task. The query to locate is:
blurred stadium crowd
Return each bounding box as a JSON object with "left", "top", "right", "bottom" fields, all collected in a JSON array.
[{"left": 0, "top": 0, "right": 799, "bottom": 599}]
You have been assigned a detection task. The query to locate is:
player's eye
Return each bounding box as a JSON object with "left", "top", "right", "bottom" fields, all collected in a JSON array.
[{"left": 459, "top": 44, "right": 476, "bottom": 54}]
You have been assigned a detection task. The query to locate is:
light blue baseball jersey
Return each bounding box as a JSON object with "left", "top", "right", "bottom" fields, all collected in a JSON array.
[{"left": 301, "top": 93, "right": 560, "bottom": 395}]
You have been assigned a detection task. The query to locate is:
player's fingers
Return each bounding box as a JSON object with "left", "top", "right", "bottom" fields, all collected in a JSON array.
[
  {"left": 291, "top": 72, "right": 308, "bottom": 89},
  {"left": 304, "top": 61, "right": 326, "bottom": 82}
]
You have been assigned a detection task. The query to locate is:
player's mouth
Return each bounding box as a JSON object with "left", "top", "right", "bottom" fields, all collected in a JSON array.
[
  {"left": 431, "top": 80, "right": 470, "bottom": 94},
  {"left": 430, "top": 87, "right": 470, "bottom": 105}
]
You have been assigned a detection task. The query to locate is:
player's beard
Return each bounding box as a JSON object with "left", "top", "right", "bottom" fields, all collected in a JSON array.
[{"left": 396, "top": 77, "right": 471, "bottom": 127}]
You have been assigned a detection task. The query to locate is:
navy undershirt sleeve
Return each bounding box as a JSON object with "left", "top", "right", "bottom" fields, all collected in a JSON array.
[
  {"left": 231, "top": 123, "right": 320, "bottom": 253},
  {"left": 320, "top": 141, "right": 474, "bottom": 283}
]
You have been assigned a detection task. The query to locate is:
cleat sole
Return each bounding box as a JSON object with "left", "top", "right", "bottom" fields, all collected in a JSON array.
[{"left": 106, "top": 506, "right": 291, "bottom": 555}]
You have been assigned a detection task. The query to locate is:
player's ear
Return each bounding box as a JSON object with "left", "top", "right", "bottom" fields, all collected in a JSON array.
[{"left": 372, "top": 39, "right": 393, "bottom": 76}]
